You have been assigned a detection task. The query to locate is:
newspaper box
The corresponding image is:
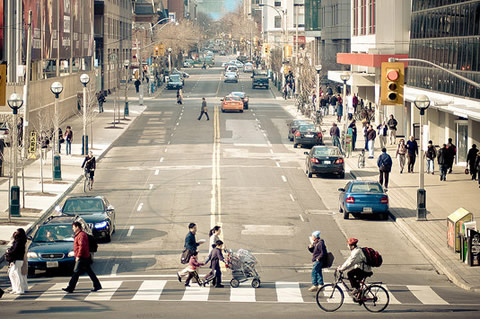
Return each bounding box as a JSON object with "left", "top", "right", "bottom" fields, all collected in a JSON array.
[{"left": 447, "top": 208, "right": 473, "bottom": 253}]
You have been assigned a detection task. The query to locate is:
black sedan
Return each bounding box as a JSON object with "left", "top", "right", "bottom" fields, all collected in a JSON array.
[
  {"left": 231, "top": 91, "right": 249, "bottom": 109},
  {"left": 293, "top": 124, "right": 323, "bottom": 148},
  {"left": 58, "top": 196, "right": 116, "bottom": 242},
  {"left": 304, "top": 146, "right": 345, "bottom": 178},
  {"left": 287, "top": 120, "right": 313, "bottom": 141}
]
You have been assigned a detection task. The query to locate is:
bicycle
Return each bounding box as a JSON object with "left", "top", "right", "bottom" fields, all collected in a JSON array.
[
  {"left": 83, "top": 169, "right": 93, "bottom": 192},
  {"left": 358, "top": 149, "right": 366, "bottom": 168},
  {"left": 316, "top": 270, "right": 389, "bottom": 313}
]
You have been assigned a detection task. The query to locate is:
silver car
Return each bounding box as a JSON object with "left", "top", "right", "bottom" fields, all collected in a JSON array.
[{"left": 224, "top": 71, "right": 239, "bottom": 83}]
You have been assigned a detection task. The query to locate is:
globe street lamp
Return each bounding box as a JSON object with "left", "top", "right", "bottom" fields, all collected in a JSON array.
[
  {"left": 50, "top": 82, "right": 63, "bottom": 180},
  {"left": 414, "top": 94, "right": 430, "bottom": 221},
  {"left": 7, "top": 93, "right": 24, "bottom": 217},
  {"left": 315, "top": 65, "right": 322, "bottom": 111},
  {"left": 340, "top": 72, "right": 351, "bottom": 153},
  {"left": 123, "top": 59, "right": 130, "bottom": 117},
  {"left": 80, "top": 74, "right": 90, "bottom": 155}
]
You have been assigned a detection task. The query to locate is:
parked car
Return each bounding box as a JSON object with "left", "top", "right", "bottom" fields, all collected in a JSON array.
[
  {"left": 183, "top": 59, "right": 194, "bottom": 68},
  {"left": 243, "top": 62, "right": 254, "bottom": 73},
  {"left": 230, "top": 91, "right": 249, "bottom": 109},
  {"left": 338, "top": 181, "right": 389, "bottom": 220},
  {"left": 293, "top": 124, "right": 323, "bottom": 148},
  {"left": 237, "top": 55, "right": 248, "bottom": 64},
  {"left": 221, "top": 95, "right": 244, "bottom": 113},
  {"left": 251, "top": 71, "right": 269, "bottom": 89},
  {"left": 166, "top": 74, "right": 184, "bottom": 90},
  {"left": 58, "top": 195, "right": 116, "bottom": 242},
  {"left": 225, "top": 65, "right": 238, "bottom": 74},
  {"left": 287, "top": 119, "right": 313, "bottom": 141},
  {"left": 171, "top": 68, "right": 189, "bottom": 80},
  {"left": 234, "top": 60, "right": 244, "bottom": 68},
  {"left": 27, "top": 215, "right": 91, "bottom": 276},
  {"left": 304, "top": 146, "right": 345, "bottom": 179},
  {"left": 224, "top": 71, "right": 239, "bottom": 83},
  {"left": 0, "top": 122, "right": 11, "bottom": 146}
]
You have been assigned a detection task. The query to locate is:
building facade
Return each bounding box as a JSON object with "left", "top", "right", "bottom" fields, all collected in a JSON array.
[{"left": 405, "top": 0, "right": 480, "bottom": 164}]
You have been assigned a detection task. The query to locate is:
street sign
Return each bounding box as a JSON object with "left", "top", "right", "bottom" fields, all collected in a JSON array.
[{"left": 28, "top": 131, "right": 37, "bottom": 159}]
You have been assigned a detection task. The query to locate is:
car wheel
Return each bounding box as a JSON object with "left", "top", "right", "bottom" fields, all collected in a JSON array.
[
  {"left": 343, "top": 211, "right": 349, "bottom": 219},
  {"left": 28, "top": 267, "right": 35, "bottom": 277},
  {"left": 307, "top": 167, "right": 313, "bottom": 178},
  {"left": 240, "top": 110, "right": 243, "bottom": 113},
  {"left": 294, "top": 144, "right": 298, "bottom": 148},
  {"left": 105, "top": 233, "right": 111, "bottom": 243},
  {"left": 339, "top": 172, "right": 345, "bottom": 179},
  {"left": 221, "top": 109, "right": 225, "bottom": 113},
  {"left": 339, "top": 205, "right": 343, "bottom": 213},
  {"left": 382, "top": 212, "right": 390, "bottom": 220}
]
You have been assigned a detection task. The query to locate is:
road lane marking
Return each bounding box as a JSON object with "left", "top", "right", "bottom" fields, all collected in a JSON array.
[
  {"left": 230, "top": 286, "right": 256, "bottom": 302},
  {"left": 270, "top": 149, "right": 274, "bottom": 154},
  {"left": 127, "top": 226, "right": 134, "bottom": 237},
  {"left": 155, "top": 169, "right": 159, "bottom": 175},
  {"left": 290, "top": 194, "right": 295, "bottom": 202},
  {"left": 149, "top": 184, "right": 153, "bottom": 190},
  {"left": 383, "top": 286, "right": 401, "bottom": 304},
  {"left": 171, "top": 133, "right": 174, "bottom": 136},
  {"left": 85, "top": 281, "right": 122, "bottom": 301},
  {"left": 281, "top": 175, "right": 287, "bottom": 182},
  {"left": 137, "top": 203, "right": 143, "bottom": 211},
  {"left": 164, "top": 149, "right": 168, "bottom": 152},
  {"left": 132, "top": 280, "right": 167, "bottom": 301},
  {"left": 275, "top": 282, "right": 303, "bottom": 303},
  {"left": 276, "top": 162, "right": 281, "bottom": 167},
  {"left": 182, "top": 286, "right": 210, "bottom": 302},
  {"left": 36, "top": 283, "right": 68, "bottom": 301},
  {"left": 407, "top": 285, "right": 449, "bottom": 305},
  {"left": 299, "top": 214, "right": 304, "bottom": 222},
  {"left": 160, "top": 157, "right": 164, "bottom": 162},
  {"left": 111, "top": 264, "right": 119, "bottom": 276},
  {"left": 167, "top": 141, "right": 171, "bottom": 145}
]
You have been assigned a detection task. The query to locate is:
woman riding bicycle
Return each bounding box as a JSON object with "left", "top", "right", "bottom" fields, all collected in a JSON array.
[
  {"left": 337, "top": 238, "right": 372, "bottom": 297},
  {"left": 81, "top": 151, "right": 96, "bottom": 188}
]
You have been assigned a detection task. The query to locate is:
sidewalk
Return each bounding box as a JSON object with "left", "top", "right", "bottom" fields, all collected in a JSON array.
[{"left": 0, "top": 86, "right": 152, "bottom": 258}]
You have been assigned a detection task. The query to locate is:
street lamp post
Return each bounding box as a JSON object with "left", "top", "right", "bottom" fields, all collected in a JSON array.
[
  {"left": 340, "top": 72, "right": 351, "bottom": 152},
  {"left": 315, "top": 65, "right": 322, "bottom": 112},
  {"left": 7, "top": 93, "right": 24, "bottom": 217},
  {"left": 123, "top": 59, "right": 130, "bottom": 117},
  {"left": 50, "top": 82, "right": 63, "bottom": 180},
  {"left": 168, "top": 48, "right": 172, "bottom": 73},
  {"left": 414, "top": 95, "right": 430, "bottom": 221},
  {"left": 80, "top": 74, "right": 90, "bottom": 155}
]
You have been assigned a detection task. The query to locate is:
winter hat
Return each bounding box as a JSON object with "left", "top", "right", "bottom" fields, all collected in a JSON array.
[{"left": 312, "top": 231, "right": 321, "bottom": 239}]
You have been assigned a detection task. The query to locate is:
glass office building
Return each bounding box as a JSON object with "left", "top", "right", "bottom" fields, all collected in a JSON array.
[{"left": 407, "top": 0, "right": 480, "bottom": 100}]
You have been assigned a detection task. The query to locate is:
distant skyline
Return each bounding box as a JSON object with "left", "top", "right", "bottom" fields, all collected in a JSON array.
[{"left": 197, "top": 0, "right": 239, "bottom": 20}]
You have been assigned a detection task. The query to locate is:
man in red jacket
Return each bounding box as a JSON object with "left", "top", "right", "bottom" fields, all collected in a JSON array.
[{"left": 63, "top": 222, "right": 102, "bottom": 293}]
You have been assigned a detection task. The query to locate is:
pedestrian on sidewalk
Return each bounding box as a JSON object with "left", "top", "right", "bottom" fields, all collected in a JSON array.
[
  {"left": 329, "top": 94, "right": 337, "bottom": 115},
  {"left": 367, "top": 125, "right": 377, "bottom": 158},
  {"left": 396, "top": 139, "right": 407, "bottom": 173},
  {"left": 209, "top": 226, "right": 222, "bottom": 252},
  {"left": 467, "top": 144, "right": 478, "bottom": 180},
  {"left": 176, "top": 88, "right": 183, "bottom": 105},
  {"left": 330, "top": 123, "right": 342, "bottom": 153},
  {"left": 178, "top": 223, "right": 204, "bottom": 280},
  {"left": 283, "top": 84, "right": 288, "bottom": 100},
  {"left": 336, "top": 96, "right": 343, "bottom": 122},
  {"left": 64, "top": 126, "right": 73, "bottom": 155},
  {"left": 377, "top": 148, "right": 393, "bottom": 190},
  {"left": 198, "top": 97, "right": 209, "bottom": 121},
  {"left": 446, "top": 138, "right": 456, "bottom": 174},
  {"left": 362, "top": 120, "right": 370, "bottom": 150},
  {"left": 134, "top": 79, "right": 141, "bottom": 93},
  {"left": 6, "top": 228, "right": 28, "bottom": 295},
  {"left": 96, "top": 91, "right": 105, "bottom": 113},
  {"left": 81, "top": 151, "right": 96, "bottom": 188},
  {"left": 387, "top": 115, "right": 398, "bottom": 145},
  {"left": 475, "top": 152, "right": 480, "bottom": 188},
  {"left": 307, "top": 231, "right": 327, "bottom": 292},
  {"left": 63, "top": 222, "right": 102, "bottom": 293},
  {"left": 406, "top": 136, "right": 418, "bottom": 173},
  {"left": 352, "top": 93, "right": 358, "bottom": 114},
  {"left": 205, "top": 240, "right": 225, "bottom": 288},
  {"left": 377, "top": 122, "right": 388, "bottom": 149},
  {"left": 425, "top": 140, "right": 437, "bottom": 174},
  {"left": 58, "top": 127, "right": 64, "bottom": 154},
  {"left": 348, "top": 120, "right": 357, "bottom": 150},
  {"left": 40, "top": 131, "right": 49, "bottom": 161},
  {"left": 438, "top": 144, "right": 448, "bottom": 181}
]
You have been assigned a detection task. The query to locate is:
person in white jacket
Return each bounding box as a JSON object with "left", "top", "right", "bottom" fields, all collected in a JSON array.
[{"left": 337, "top": 238, "right": 372, "bottom": 295}]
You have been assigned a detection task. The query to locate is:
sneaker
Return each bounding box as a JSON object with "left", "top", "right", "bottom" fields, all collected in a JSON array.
[
  {"left": 62, "top": 288, "right": 73, "bottom": 293},
  {"left": 185, "top": 284, "right": 190, "bottom": 287},
  {"left": 177, "top": 272, "right": 182, "bottom": 283},
  {"left": 215, "top": 284, "right": 225, "bottom": 288},
  {"left": 308, "top": 285, "right": 318, "bottom": 292},
  {"left": 91, "top": 286, "right": 102, "bottom": 292}
]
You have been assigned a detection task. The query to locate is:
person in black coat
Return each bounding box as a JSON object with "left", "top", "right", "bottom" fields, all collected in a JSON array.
[
  {"left": 475, "top": 152, "right": 480, "bottom": 188},
  {"left": 7, "top": 228, "right": 28, "bottom": 295},
  {"left": 466, "top": 144, "right": 478, "bottom": 180},
  {"left": 437, "top": 144, "right": 449, "bottom": 181},
  {"left": 205, "top": 240, "right": 225, "bottom": 288}
]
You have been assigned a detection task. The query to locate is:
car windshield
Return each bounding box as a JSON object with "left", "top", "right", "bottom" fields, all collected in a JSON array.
[
  {"left": 350, "top": 183, "right": 383, "bottom": 193},
  {"left": 231, "top": 92, "right": 245, "bottom": 98},
  {"left": 298, "top": 124, "right": 316, "bottom": 131},
  {"left": 33, "top": 225, "right": 74, "bottom": 242},
  {"left": 225, "top": 96, "right": 241, "bottom": 102},
  {"left": 313, "top": 147, "right": 340, "bottom": 156},
  {"left": 169, "top": 75, "right": 181, "bottom": 81},
  {"left": 63, "top": 198, "right": 105, "bottom": 214}
]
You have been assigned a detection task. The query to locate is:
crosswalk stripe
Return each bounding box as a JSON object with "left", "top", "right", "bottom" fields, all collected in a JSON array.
[
  {"left": 36, "top": 283, "right": 68, "bottom": 301},
  {"left": 383, "top": 286, "right": 401, "bottom": 304},
  {"left": 132, "top": 280, "right": 166, "bottom": 301},
  {"left": 181, "top": 285, "right": 210, "bottom": 302},
  {"left": 85, "top": 281, "right": 122, "bottom": 301},
  {"left": 406, "top": 285, "right": 449, "bottom": 305},
  {"left": 275, "top": 282, "right": 303, "bottom": 303},
  {"left": 230, "top": 285, "right": 256, "bottom": 302}
]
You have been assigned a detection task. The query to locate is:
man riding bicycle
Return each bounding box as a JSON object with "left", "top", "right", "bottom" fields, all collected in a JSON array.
[
  {"left": 81, "top": 151, "right": 96, "bottom": 188},
  {"left": 337, "top": 238, "right": 372, "bottom": 297}
]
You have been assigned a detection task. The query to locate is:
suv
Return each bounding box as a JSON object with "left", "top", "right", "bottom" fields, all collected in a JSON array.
[
  {"left": 251, "top": 71, "right": 269, "bottom": 89},
  {"left": 166, "top": 74, "right": 183, "bottom": 90},
  {"left": 27, "top": 215, "right": 91, "bottom": 276}
]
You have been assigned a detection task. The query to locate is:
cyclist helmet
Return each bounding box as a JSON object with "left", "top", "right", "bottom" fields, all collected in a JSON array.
[
  {"left": 347, "top": 238, "right": 358, "bottom": 246},
  {"left": 312, "top": 231, "right": 321, "bottom": 239}
]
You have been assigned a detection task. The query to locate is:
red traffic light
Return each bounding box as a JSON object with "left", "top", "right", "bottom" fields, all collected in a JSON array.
[{"left": 387, "top": 70, "right": 399, "bottom": 81}]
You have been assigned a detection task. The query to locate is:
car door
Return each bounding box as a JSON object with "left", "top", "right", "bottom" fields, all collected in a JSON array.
[{"left": 340, "top": 182, "right": 351, "bottom": 209}]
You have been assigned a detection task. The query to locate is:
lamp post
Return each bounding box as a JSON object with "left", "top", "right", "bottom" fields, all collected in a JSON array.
[
  {"left": 7, "top": 93, "right": 23, "bottom": 217},
  {"left": 80, "top": 74, "right": 90, "bottom": 155},
  {"left": 50, "top": 82, "right": 63, "bottom": 180},
  {"left": 123, "top": 59, "right": 130, "bottom": 117},
  {"left": 168, "top": 47, "right": 172, "bottom": 73},
  {"left": 414, "top": 95, "right": 430, "bottom": 221},
  {"left": 315, "top": 65, "right": 322, "bottom": 111},
  {"left": 340, "top": 72, "right": 351, "bottom": 152}
]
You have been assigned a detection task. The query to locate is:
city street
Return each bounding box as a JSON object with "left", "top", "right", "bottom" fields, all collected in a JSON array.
[{"left": 1, "top": 58, "right": 480, "bottom": 318}]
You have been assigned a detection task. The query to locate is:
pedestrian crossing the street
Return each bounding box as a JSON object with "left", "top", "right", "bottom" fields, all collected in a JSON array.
[{"left": 0, "top": 280, "right": 469, "bottom": 306}]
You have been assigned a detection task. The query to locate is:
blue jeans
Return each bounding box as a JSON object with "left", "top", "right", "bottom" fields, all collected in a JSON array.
[
  {"left": 427, "top": 159, "right": 434, "bottom": 173},
  {"left": 312, "top": 261, "right": 324, "bottom": 286},
  {"left": 66, "top": 140, "right": 72, "bottom": 155},
  {"left": 332, "top": 136, "right": 342, "bottom": 153}
]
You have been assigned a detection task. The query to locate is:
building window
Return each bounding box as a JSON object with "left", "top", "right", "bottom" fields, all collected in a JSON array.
[
  {"left": 361, "top": 0, "right": 367, "bottom": 35},
  {"left": 275, "top": 16, "right": 282, "bottom": 28},
  {"left": 274, "top": 1, "right": 281, "bottom": 7},
  {"left": 353, "top": 0, "right": 358, "bottom": 36},
  {"left": 369, "top": 0, "right": 375, "bottom": 34}
]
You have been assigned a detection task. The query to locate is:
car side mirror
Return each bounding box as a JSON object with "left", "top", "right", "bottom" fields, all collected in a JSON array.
[
  {"left": 107, "top": 205, "right": 114, "bottom": 212},
  {"left": 338, "top": 188, "right": 345, "bottom": 192},
  {"left": 220, "top": 98, "right": 224, "bottom": 101},
  {"left": 304, "top": 152, "right": 309, "bottom": 155}
]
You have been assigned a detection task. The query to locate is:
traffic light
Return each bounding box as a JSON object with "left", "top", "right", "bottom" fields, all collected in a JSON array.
[
  {"left": 0, "top": 64, "right": 6, "bottom": 106},
  {"left": 154, "top": 46, "right": 159, "bottom": 57},
  {"left": 263, "top": 44, "right": 270, "bottom": 55},
  {"left": 381, "top": 62, "right": 404, "bottom": 105},
  {"left": 159, "top": 44, "right": 165, "bottom": 56}
]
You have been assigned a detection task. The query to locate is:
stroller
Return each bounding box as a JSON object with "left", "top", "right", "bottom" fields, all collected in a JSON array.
[{"left": 225, "top": 249, "right": 261, "bottom": 288}]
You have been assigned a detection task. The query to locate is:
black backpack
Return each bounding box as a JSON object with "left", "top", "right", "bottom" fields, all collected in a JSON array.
[
  {"left": 362, "top": 247, "right": 383, "bottom": 267},
  {"left": 87, "top": 234, "right": 98, "bottom": 253}
]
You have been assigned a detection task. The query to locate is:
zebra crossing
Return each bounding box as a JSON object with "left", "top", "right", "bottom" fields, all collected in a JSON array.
[{"left": 0, "top": 280, "right": 464, "bottom": 305}]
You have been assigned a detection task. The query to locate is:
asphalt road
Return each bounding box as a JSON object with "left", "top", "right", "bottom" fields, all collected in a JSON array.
[{"left": 1, "top": 56, "right": 479, "bottom": 318}]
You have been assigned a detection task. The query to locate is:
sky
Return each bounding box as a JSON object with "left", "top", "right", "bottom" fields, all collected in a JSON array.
[{"left": 197, "top": 0, "right": 239, "bottom": 20}]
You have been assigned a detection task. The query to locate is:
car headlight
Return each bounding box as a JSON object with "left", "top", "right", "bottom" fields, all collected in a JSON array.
[
  {"left": 67, "top": 251, "right": 75, "bottom": 257},
  {"left": 94, "top": 221, "right": 108, "bottom": 229},
  {"left": 27, "top": 252, "right": 38, "bottom": 258}
]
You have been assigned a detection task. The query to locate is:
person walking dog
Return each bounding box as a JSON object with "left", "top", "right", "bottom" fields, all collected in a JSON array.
[{"left": 198, "top": 97, "right": 209, "bottom": 121}]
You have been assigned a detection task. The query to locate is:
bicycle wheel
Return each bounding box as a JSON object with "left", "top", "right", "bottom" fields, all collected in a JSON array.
[
  {"left": 316, "top": 284, "right": 344, "bottom": 312},
  {"left": 362, "top": 284, "right": 389, "bottom": 313}
]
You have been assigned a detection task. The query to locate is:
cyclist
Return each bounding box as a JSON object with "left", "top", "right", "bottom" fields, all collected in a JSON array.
[
  {"left": 81, "top": 151, "right": 96, "bottom": 188},
  {"left": 337, "top": 238, "right": 372, "bottom": 297}
]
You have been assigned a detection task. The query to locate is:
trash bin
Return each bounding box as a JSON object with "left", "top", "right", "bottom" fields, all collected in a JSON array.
[{"left": 447, "top": 208, "right": 473, "bottom": 252}]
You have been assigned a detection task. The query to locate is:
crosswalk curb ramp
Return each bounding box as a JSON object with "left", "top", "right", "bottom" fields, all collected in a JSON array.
[{"left": 0, "top": 280, "right": 462, "bottom": 305}]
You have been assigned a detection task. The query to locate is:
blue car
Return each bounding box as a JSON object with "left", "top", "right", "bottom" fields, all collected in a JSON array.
[
  {"left": 338, "top": 181, "right": 389, "bottom": 220},
  {"left": 27, "top": 216, "right": 91, "bottom": 276}
]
